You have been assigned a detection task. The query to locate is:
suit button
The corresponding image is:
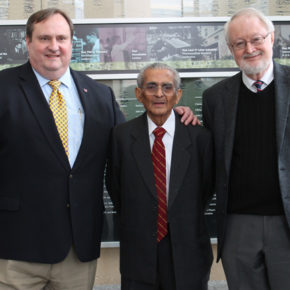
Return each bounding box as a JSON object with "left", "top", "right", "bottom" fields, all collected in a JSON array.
[
  {"left": 69, "top": 174, "right": 73, "bottom": 178},
  {"left": 66, "top": 203, "right": 70, "bottom": 208}
]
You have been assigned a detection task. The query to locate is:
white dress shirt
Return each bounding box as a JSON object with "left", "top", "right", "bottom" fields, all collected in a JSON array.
[
  {"left": 242, "top": 61, "right": 274, "bottom": 93},
  {"left": 33, "top": 68, "right": 84, "bottom": 167},
  {"left": 147, "top": 110, "right": 175, "bottom": 202}
]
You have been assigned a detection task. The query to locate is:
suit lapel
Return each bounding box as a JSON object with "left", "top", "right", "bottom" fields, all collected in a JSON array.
[
  {"left": 19, "top": 62, "right": 70, "bottom": 170},
  {"left": 168, "top": 115, "right": 191, "bottom": 209},
  {"left": 131, "top": 114, "right": 157, "bottom": 200},
  {"left": 274, "top": 62, "right": 290, "bottom": 155},
  {"left": 223, "top": 72, "right": 241, "bottom": 176}
]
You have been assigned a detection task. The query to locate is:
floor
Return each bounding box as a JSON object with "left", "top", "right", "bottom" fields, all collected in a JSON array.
[{"left": 93, "top": 280, "right": 228, "bottom": 290}]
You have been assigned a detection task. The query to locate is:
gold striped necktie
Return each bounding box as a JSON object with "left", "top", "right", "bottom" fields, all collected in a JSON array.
[{"left": 48, "top": 80, "right": 69, "bottom": 158}]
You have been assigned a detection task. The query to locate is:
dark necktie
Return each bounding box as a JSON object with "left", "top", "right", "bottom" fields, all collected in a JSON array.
[
  {"left": 152, "top": 127, "right": 168, "bottom": 242},
  {"left": 254, "top": 80, "right": 264, "bottom": 92}
]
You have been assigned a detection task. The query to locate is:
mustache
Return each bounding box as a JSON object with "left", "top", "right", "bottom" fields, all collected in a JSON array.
[{"left": 242, "top": 51, "right": 263, "bottom": 59}]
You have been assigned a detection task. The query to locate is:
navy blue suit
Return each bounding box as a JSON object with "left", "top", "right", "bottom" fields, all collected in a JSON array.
[{"left": 0, "top": 61, "right": 124, "bottom": 263}]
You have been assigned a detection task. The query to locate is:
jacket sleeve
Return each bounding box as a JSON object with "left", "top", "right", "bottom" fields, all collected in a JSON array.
[
  {"left": 109, "top": 87, "right": 126, "bottom": 126},
  {"left": 202, "top": 130, "right": 214, "bottom": 210},
  {"left": 105, "top": 126, "right": 122, "bottom": 215}
]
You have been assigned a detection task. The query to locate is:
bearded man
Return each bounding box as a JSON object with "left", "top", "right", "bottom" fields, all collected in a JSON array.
[{"left": 202, "top": 7, "right": 290, "bottom": 290}]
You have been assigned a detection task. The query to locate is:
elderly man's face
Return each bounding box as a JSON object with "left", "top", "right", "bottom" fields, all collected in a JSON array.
[
  {"left": 228, "top": 15, "right": 274, "bottom": 80},
  {"left": 135, "top": 68, "right": 182, "bottom": 126},
  {"left": 26, "top": 13, "right": 72, "bottom": 80}
]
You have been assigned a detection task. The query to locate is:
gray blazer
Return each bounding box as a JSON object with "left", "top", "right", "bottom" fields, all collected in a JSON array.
[{"left": 202, "top": 61, "right": 290, "bottom": 260}]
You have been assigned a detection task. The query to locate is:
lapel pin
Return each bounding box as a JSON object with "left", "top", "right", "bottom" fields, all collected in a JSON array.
[{"left": 83, "top": 88, "right": 88, "bottom": 93}]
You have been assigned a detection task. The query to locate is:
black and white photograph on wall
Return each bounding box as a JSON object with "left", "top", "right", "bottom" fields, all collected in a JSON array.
[
  {"left": 273, "top": 23, "right": 290, "bottom": 60},
  {"left": 98, "top": 25, "right": 148, "bottom": 63},
  {"left": 0, "top": 26, "right": 27, "bottom": 65},
  {"left": 147, "top": 23, "right": 227, "bottom": 63},
  {"left": 72, "top": 25, "right": 101, "bottom": 63}
]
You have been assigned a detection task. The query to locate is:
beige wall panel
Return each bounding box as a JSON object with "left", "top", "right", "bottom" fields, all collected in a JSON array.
[
  {"left": 42, "top": 0, "right": 79, "bottom": 19},
  {"left": 0, "top": 1, "right": 9, "bottom": 19},
  {"left": 84, "top": 0, "right": 117, "bottom": 18},
  {"left": 124, "top": 0, "right": 151, "bottom": 17},
  {"left": 6, "top": 0, "right": 41, "bottom": 19}
]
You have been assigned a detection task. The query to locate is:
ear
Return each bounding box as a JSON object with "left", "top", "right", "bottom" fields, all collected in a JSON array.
[
  {"left": 135, "top": 87, "right": 143, "bottom": 104},
  {"left": 25, "top": 36, "right": 30, "bottom": 49},
  {"left": 270, "top": 31, "right": 275, "bottom": 46},
  {"left": 175, "top": 88, "right": 182, "bottom": 105}
]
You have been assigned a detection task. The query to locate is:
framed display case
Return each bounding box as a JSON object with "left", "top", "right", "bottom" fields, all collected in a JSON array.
[{"left": 1, "top": 16, "right": 289, "bottom": 245}]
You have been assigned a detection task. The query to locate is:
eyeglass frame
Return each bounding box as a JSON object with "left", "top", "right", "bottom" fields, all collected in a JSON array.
[
  {"left": 141, "top": 82, "right": 178, "bottom": 96},
  {"left": 230, "top": 31, "right": 272, "bottom": 51}
]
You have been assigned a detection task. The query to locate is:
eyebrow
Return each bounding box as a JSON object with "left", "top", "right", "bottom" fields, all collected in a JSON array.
[{"left": 145, "top": 82, "right": 173, "bottom": 85}]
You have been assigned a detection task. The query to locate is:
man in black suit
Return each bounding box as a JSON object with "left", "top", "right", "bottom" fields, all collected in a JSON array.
[
  {"left": 202, "top": 7, "right": 290, "bottom": 290},
  {"left": 107, "top": 63, "right": 213, "bottom": 290},
  {"left": 0, "top": 9, "right": 195, "bottom": 289}
]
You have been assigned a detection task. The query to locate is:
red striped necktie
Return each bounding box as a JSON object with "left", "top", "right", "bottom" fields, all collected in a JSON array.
[{"left": 152, "top": 127, "right": 168, "bottom": 242}]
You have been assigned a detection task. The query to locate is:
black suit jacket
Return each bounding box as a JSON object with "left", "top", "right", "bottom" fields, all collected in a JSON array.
[
  {"left": 107, "top": 112, "right": 213, "bottom": 289},
  {"left": 202, "top": 62, "right": 290, "bottom": 261},
  {"left": 0, "top": 62, "right": 125, "bottom": 263}
]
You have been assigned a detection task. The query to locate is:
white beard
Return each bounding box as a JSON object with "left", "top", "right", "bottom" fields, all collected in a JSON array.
[{"left": 240, "top": 51, "right": 271, "bottom": 76}]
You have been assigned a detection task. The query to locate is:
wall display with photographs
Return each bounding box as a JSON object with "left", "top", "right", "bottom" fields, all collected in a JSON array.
[
  {"left": 0, "top": 17, "right": 289, "bottom": 244},
  {"left": 0, "top": 18, "right": 290, "bottom": 74}
]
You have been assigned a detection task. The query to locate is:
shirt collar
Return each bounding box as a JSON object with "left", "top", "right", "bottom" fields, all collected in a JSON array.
[
  {"left": 242, "top": 61, "right": 274, "bottom": 90},
  {"left": 147, "top": 110, "right": 175, "bottom": 137},
  {"left": 32, "top": 67, "right": 71, "bottom": 89}
]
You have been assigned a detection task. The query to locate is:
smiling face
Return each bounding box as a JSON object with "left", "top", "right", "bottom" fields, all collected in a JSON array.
[
  {"left": 228, "top": 15, "right": 274, "bottom": 80},
  {"left": 26, "top": 13, "right": 72, "bottom": 80},
  {"left": 135, "top": 68, "right": 182, "bottom": 126}
]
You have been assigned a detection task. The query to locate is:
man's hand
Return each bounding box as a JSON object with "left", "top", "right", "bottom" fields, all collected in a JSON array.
[{"left": 174, "top": 106, "right": 201, "bottom": 126}]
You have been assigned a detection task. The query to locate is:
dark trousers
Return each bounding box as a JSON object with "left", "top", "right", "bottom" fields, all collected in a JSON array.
[
  {"left": 222, "top": 214, "right": 290, "bottom": 290},
  {"left": 121, "top": 234, "right": 176, "bottom": 290}
]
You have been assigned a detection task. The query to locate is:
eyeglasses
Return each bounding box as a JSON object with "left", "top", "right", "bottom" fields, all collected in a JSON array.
[
  {"left": 143, "top": 83, "right": 176, "bottom": 96},
  {"left": 230, "top": 32, "right": 271, "bottom": 50}
]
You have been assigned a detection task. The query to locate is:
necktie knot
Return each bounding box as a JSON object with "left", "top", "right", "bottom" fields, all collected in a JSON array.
[
  {"left": 254, "top": 80, "right": 264, "bottom": 92},
  {"left": 49, "top": 80, "right": 61, "bottom": 90},
  {"left": 153, "top": 127, "right": 166, "bottom": 139}
]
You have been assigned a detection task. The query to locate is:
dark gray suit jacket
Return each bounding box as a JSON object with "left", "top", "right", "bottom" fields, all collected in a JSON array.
[
  {"left": 0, "top": 61, "right": 125, "bottom": 263},
  {"left": 202, "top": 61, "right": 290, "bottom": 260},
  {"left": 107, "top": 112, "right": 213, "bottom": 289}
]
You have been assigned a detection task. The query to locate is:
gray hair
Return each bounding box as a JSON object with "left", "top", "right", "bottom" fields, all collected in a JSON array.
[
  {"left": 137, "top": 63, "right": 181, "bottom": 89},
  {"left": 224, "top": 7, "right": 275, "bottom": 44}
]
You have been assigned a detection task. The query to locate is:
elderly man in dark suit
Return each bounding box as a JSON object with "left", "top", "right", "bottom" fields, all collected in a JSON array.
[
  {"left": 202, "top": 7, "right": 290, "bottom": 290},
  {"left": 107, "top": 63, "right": 214, "bottom": 290}
]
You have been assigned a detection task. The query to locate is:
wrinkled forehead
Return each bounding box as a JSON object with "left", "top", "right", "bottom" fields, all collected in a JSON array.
[{"left": 143, "top": 69, "right": 175, "bottom": 83}]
